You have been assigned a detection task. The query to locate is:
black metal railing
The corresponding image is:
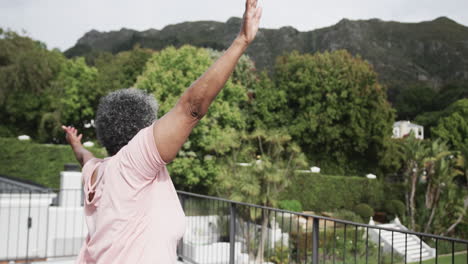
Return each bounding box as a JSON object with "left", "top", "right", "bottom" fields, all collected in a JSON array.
[
  {"left": 0, "top": 188, "right": 85, "bottom": 263},
  {"left": 176, "top": 191, "right": 468, "bottom": 264},
  {"left": 0, "top": 188, "right": 467, "bottom": 264}
]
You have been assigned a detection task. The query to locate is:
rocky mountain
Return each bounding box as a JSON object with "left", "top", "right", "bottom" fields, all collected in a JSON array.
[{"left": 66, "top": 17, "right": 468, "bottom": 98}]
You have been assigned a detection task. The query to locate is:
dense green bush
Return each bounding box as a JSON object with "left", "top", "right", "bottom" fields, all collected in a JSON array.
[
  {"left": 0, "top": 137, "right": 106, "bottom": 188},
  {"left": 332, "top": 209, "right": 364, "bottom": 223},
  {"left": 384, "top": 199, "right": 406, "bottom": 218},
  {"left": 281, "top": 172, "right": 402, "bottom": 212},
  {"left": 278, "top": 200, "right": 303, "bottom": 212},
  {"left": 353, "top": 203, "right": 375, "bottom": 220}
]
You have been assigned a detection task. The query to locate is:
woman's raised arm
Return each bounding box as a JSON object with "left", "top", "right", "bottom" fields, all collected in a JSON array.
[{"left": 153, "top": 0, "right": 262, "bottom": 163}]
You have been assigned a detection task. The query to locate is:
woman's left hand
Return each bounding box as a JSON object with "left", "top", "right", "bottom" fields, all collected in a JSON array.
[
  {"left": 62, "top": 125, "right": 83, "bottom": 147},
  {"left": 238, "top": 0, "right": 263, "bottom": 45}
]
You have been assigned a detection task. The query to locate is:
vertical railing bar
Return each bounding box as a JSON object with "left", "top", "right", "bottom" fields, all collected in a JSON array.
[
  {"left": 15, "top": 190, "right": 23, "bottom": 261},
  {"left": 267, "top": 209, "right": 271, "bottom": 261},
  {"left": 45, "top": 192, "right": 51, "bottom": 260},
  {"left": 451, "top": 241, "right": 454, "bottom": 264},
  {"left": 297, "top": 214, "right": 300, "bottom": 264},
  {"left": 305, "top": 217, "right": 309, "bottom": 263},
  {"left": 219, "top": 199, "right": 223, "bottom": 263},
  {"left": 333, "top": 221, "right": 336, "bottom": 264},
  {"left": 435, "top": 238, "right": 438, "bottom": 264},
  {"left": 365, "top": 227, "right": 369, "bottom": 264},
  {"left": 229, "top": 202, "right": 236, "bottom": 264},
  {"left": 281, "top": 211, "right": 284, "bottom": 262},
  {"left": 378, "top": 229, "right": 381, "bottom": 264},
  {"left": 25, "top": 191, "right": 32, "bottom": 262},
  {"left": 405, "top": 233, "right": 407, "bottom": 264},
  {"left": 274, "top": 210, "right": 277, "bottom": 261},
  {"left": 391, "top": 231, "right": 394, "bottom": 264},
  {"left": 247, "top": 206, "right": 251, "bottom": 264},
  {"left": 255, "top": 206, "right": 258, "bottom": 264},
  {"left": 344, "top": 224, "right": 347, "bottom": 264},
  {"left": 71, "top": 189, "right": 77, "bottom": 254},
  {"left": 6, "top": 189, "right": 13, "bottom": 260},
  {"left": 354, "top": 225, "right": 357, "bottom": 264},
  {"left": 54, "top": 190, "right": 59, "bottom": 257},
  {"left": 324, "top": 220, "right": 327, "bottom": 264},
  {"left": 312, "top": 218, "right": 319, "bottom": 264},
  {"left": 36, "top": 191, "right": 42, "bottom": 258},
  {"left": 419, "top": 235, "right": 422, "bottom": 264},
  {"left": 64, "top": 189, "right": 69, "bottom": 256},
  {"left": 288, "top": 211, "right": 292, "bottom": 264}
]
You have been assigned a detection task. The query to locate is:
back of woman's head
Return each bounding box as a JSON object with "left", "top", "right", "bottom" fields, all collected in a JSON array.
[{"left": 95, "top": 88, "right": 159, "bottom": 156}]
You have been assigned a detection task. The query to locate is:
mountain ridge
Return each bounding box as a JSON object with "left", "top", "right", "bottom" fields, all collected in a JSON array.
[{"left": 66, "top": 16, "right": 468, "bottom": 98}]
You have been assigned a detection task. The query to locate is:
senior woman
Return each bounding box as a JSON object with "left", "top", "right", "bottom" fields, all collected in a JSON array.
[{"left": 62, "top": 0, "right": 262, "bottom": 263}]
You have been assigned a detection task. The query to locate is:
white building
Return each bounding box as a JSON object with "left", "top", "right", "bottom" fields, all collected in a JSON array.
[{"left": 392, "top": 121, "right": 424, "bottom": 139}]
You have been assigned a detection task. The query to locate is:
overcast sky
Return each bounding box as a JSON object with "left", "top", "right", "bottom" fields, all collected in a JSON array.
[{"left": 1, "top": 0, "right": 467, "bottom": 51}]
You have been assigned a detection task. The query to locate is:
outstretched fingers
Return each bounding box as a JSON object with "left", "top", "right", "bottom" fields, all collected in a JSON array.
[
  {"left": 254, "top": 5, "right": 263, "bottom": 21},
  {"left": 246, "top": 0, "right": 258, "bottom": 13}
]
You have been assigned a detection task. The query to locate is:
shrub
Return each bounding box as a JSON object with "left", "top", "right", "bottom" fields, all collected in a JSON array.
[
  {"left": 0, "top": 137, "right": 106, "bottom": 188},
  {"left": 281, "top": 172, "right": 403, "bottom": 212},
  {"left": 278, "top": 200, "right": 303, "bottom": 212},
  {"left": 332, "top": 209, "right": 364, "bottom": 223},
  {"left": 353, "top": 203, "right": 374, "bottom": 220},
  {"left": 384, "top": 199, "right": 406, "bottom": 218}
]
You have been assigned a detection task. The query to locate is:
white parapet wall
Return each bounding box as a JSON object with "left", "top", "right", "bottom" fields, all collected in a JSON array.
[
  {"left": 59, "top": 171, "right": 83, "bottom": 207},
  {"left": 0, "top": 170, "right": 88, "bottom": 262},
  {"left": 0, "top": 192, "right": 56, "bottom": 260}
]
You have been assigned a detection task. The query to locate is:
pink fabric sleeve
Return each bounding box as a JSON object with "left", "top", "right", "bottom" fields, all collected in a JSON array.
[
  {"left": 114, "top": 121, "right": 167, "bottom": 186},
  {"left": 82, "top": 158, "right": 103, "bottom": 205}
]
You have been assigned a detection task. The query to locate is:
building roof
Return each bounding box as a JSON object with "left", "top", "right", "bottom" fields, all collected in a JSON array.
[
  {"left": 393, "top": 121, "right": 423, "bottom": 128},
  {"left": 0, "top": 174, "right": 51, "bottom": 193}
]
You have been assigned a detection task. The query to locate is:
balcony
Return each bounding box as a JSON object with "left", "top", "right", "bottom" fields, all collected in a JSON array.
[{"left": 1, "top": 183, "right": 467, "bottom": 264}]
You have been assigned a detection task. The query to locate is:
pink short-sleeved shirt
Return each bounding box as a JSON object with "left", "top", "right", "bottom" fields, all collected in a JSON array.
[{"left": 76, "top": 122, "right": 186, "bottom": 264}]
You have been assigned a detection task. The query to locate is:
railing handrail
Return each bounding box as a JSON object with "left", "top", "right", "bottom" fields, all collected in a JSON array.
[{"left": 177, "top": 190, "right": 468, "bottom": 244}]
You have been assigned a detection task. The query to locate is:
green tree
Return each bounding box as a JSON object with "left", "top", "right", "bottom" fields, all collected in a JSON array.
[
  {"left": 262, "top": 50, "right": 395, "bottom": 175},
  {"left": 0, "top": 30, "right": 65, "bottom": 138},
  {"left": 93, "top": 46, "right": 153, "bottom": 96},
  {"left": 40, "top": 57, "right": 98, "bottom": 142},
  {"left": 421, "top": 140, "right": 458, "bottom": 233},
  {"left": 400, "top": 134, "right": 429, "bottom": 230},
  {"left": 216, "top": 129, "right": 307, "bottom": 262},
  {"left": 431, "top": 99, "right": 468, "bottom": 152},
  {"left": 135, "top": 45, "right": 249, "bottom": 192},
  {"left": 394, "top": 84, "right": 437, "bottom": 120}
]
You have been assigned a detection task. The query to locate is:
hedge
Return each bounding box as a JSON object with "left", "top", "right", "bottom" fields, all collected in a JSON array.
[
  {"left": 0, "top": 137, "right": 106, "bottom": 188},
  {"left": 281, "top": 172, "right": 404, "bottom": 212}
]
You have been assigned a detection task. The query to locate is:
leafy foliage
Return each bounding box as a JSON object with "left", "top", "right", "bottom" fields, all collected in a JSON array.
[
  {"left": 41, "top": 57, "right": 98, "bottom": 142},
  {"left": 0, "top": 30, "right": 65, "bottom": 138},
  {"left": 281, "top": 173, "right": 401, "bottom": 212},
  {"left": 0, "top": 137, "right": 106, "bottom": 188},
  {"left": 394, "top": 84, "right": 437, "bottom": 120},
  {"left": 353, "top": 203, "right": 375, "bottom": 220},
  {"left": 264, "top": 50, "right": 395, "bottom": 175},
  {"left": 384, "top": 199, "right": 406, "bottom": 219},
  {"left": 135, "top": 45, "right": 250, "bottom": 192},
  {"left": 431, "top": 99, "right": 468, "bottom": 152},
  {"left": 278, "top": 200, "right": 303, "bottom": 212}
]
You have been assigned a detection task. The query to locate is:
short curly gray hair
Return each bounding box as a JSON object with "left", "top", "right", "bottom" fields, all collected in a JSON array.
[{"left": 95, "top": 88, "right": 159, "bottom": 156}]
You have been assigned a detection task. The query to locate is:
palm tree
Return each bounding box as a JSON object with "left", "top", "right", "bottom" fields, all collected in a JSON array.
[
  {"left": 443, "top": 144, "right": 468, "bottom": 235},
  {"left": 422, "top": 139, "right": 457, "bottom": 233},
  {"left": 401, "top": 133, "right": 429, "bottom": 230},
  {"left": 217, "top": 128, "right": 307, "bottom": 262}
]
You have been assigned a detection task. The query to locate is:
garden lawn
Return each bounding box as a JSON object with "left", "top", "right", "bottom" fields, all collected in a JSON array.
[{"left": 409, "top": 253, "right": 467, "bottom": 264}]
